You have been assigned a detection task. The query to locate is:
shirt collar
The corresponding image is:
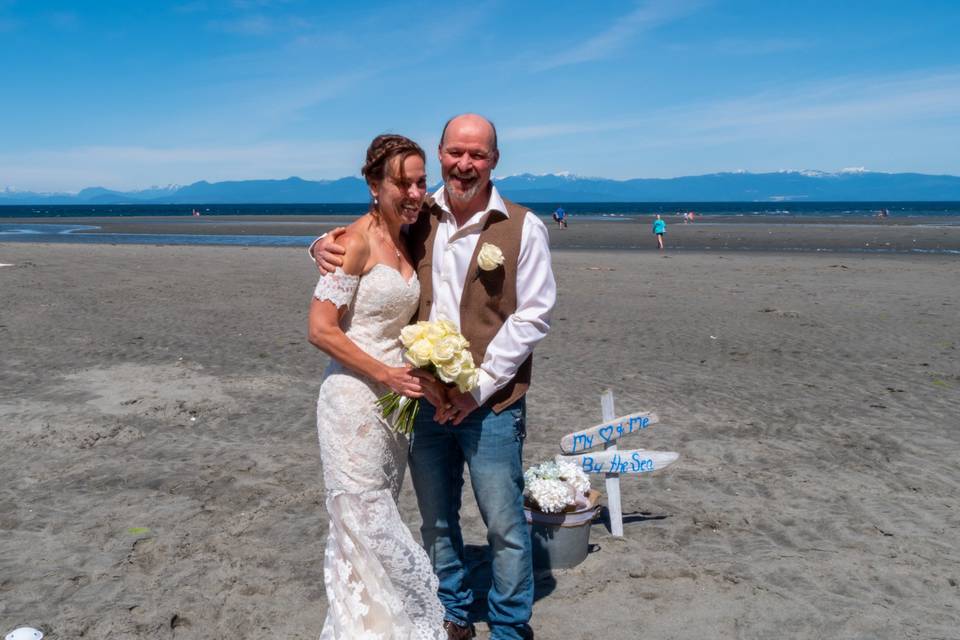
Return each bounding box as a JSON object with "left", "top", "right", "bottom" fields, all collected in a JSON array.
[{"left": 433, "top": 183, "right": 510, "bottom": 223}]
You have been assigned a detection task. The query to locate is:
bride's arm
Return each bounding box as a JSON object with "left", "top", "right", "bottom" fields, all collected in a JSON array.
[{"left": 308, "top": 233, "right": 422, "bottom": 398}]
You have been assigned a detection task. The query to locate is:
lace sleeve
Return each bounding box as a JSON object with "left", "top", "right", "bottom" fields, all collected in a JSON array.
[{"left": 313, "top": 268, "right": 360, "bottom": 309}]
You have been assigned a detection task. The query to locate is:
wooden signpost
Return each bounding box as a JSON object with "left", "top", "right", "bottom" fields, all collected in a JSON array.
[
  {"left": 562, "top": 449, "right": 680, "bottom": 475},
  {"left": 557, "top": 390, "right": 678, "bottom": 537},
  {"left": 560, "top": 410, "right": 659, "bottom": 454}
]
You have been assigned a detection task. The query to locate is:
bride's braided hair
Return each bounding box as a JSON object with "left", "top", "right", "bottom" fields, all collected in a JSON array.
[{"left": 361, "top": 134, "right": 425, "bottom": 220}]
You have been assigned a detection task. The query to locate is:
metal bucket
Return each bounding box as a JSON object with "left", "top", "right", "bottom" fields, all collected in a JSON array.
[{"left": 525, "top": 489, "right": 600, "bottom": 570}]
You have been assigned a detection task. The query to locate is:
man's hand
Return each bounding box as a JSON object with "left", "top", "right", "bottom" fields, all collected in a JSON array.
[
  {"left": 446, "top": 387, "right": 479, "bottom": 426},
  {"left": 410, "top": 370, "right": 457, "bottom": 423},
  {"left": 311, "top": 227, "right": 348, "bottom": 274},
  {"left": 410, "top": 370, "right": 446, "bottom": 406}
]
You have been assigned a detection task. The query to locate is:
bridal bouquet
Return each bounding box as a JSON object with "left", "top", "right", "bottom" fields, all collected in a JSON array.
[
  {"left": 524, "top": 459, "right": 591, "bottom": 513},
  {"left": 377, "top": 319, "right": 480, "bottom": 435}
]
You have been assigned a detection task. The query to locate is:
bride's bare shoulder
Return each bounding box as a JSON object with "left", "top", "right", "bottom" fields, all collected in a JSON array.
[{"left": 339, "top": 216, "right": 374, "bottom": 276}]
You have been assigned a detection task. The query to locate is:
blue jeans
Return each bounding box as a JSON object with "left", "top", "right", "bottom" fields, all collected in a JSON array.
[{"left": 409, "top": 399, "right": 534, "bottom": 640}]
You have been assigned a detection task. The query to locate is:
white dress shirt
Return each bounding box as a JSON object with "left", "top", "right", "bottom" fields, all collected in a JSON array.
[{"left": 429, "top": 185, "right": 556, "bottom": 405}]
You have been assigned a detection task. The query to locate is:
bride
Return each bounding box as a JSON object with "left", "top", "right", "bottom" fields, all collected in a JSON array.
[{"left": 308, "top": 134, "right": 446, "bottom": 639}]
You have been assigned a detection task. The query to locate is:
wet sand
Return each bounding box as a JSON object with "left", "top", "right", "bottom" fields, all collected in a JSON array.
[
  {"left": 1, "top": 227, "right": 958, "bottom": 638},
  {"left": 4, "top": 214, "right": 960, "bottom": 254}
]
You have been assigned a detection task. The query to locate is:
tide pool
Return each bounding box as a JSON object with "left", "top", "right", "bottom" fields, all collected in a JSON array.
[{"left": 0, "top": 224, "right": 313, "bottom": 247}]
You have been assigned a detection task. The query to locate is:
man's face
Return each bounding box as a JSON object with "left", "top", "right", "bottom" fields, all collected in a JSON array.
[{"left": 439, "top": 119, "right": 499, "bottom": 205}]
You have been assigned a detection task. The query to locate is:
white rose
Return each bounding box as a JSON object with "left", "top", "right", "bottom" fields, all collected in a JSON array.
[
  {"left": 477, "top": 242, "right": 505, "bottom": 271},
  {"left": 430, "top": 336, "right": 459, "bottom": 364},
  {"left": 436, "top": 319, "right": 459, "bottom": 336},
  {"left": 400, "top": 323, "right": 427, "bottom": 347},
  {"left": 405, "top": 338, "right": 433, "bottom": 367},
  {"left": 455, "top": 367, "right": 479, "bottom": 392},
  {"left": 425, "top": 321, "right": 447, "bottom": 343},
  {"left": 437, "top": 358, "right": 462, "bottom": 384},
  {"left": 454, "top": 353, "right": 479, "bottom": 391}
]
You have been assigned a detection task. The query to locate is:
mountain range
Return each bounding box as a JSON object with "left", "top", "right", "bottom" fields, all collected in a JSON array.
[{"left": 3, "top": 170, "right": 960, "bottom": 204}]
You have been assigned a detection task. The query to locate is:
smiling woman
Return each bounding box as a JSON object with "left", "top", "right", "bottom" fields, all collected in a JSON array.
[{"left": 306, "top": 133, "right": 447, "bottom": 639}]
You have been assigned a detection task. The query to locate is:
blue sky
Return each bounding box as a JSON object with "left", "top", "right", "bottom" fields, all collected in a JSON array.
[{"left": 2, "top": 0, "right": 959, "bottom": 191}]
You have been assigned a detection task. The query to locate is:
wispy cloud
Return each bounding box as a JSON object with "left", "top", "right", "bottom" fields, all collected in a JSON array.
[
  {"left": 196, "top": 4, "right": 495, "bottom": 129},
  {"left": 673, "top": 36, "right": 814, "bottom": 56},
  {"left": 532, "top": 0, "right": 705, "bottom": 71},
  {"left": 678, "top": 70, "right": 960, "bottom": 136},
  {"left": 500, "top": 121, "right": 625, "bottom": 141},
  {"left": 0, "top": 141, "right": 367, "bottom": 192},
  {"left": 172, "top": 2, "right": 210, "bottom": 14},
  {"left": 0, "top": 9, "right": 81, "bottom": 32},
  {"left": 231, "top": 0, "right": 294, "bottom": 9},
  {"left": 495, "top": 68, "right": 960, "bottom": 178},
  {"left": 257, "top": 69, "right": 377, "bottom": 120},
  {"left": 503, "top": 68, "right": 960, "bottom": 144},
  {"left": 207, "top": 13, "right": 310, "bottom": 36}
]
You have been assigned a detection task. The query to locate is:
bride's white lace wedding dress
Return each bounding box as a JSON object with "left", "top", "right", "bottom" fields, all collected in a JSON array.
[{"left": 314, "top": 264, "right": 445, "bottom": 640}]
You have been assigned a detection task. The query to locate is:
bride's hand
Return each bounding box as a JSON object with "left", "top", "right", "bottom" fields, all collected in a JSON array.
[
  {"left": 410, "top": 369, "right": 450, "bottom": 415},
  {"left": 380, "top": 364, "right": 423, "bottom": 398}
]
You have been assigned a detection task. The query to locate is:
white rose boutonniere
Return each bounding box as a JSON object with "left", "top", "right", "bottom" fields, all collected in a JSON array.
[{"left": 477, "top": 242, "right": 505, "bottom": 271}]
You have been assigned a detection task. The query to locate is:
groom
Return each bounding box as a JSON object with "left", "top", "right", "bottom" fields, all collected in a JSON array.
[{"left": 313, "top": 114, "right": 555, "bottom": 639}]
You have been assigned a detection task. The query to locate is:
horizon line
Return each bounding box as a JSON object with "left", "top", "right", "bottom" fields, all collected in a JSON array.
[{"left": 6, "top": 167, "right": 960, "bottom": 196}]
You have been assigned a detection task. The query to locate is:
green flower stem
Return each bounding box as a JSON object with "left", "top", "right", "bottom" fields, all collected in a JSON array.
[{"left": 376, "top": 392, "right": 420, "bottom": 436}]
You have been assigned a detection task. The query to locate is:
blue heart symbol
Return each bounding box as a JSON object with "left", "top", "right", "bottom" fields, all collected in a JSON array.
[{"left": 599, "top": 426, "right": 614, "bottom": 442}]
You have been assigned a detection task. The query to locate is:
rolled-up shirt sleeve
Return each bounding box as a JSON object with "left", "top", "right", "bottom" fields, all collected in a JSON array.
[
  {"left": 306, "top": 234, "right": 325, "bottom": 262},
  {"left": 471, "top": 213, "right": 556, "bottom": 405}
]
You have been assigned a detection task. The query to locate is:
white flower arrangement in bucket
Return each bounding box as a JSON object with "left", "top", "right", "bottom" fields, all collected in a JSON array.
[{"left": 523, "top": 458, "right": 601, "bottom": 570}]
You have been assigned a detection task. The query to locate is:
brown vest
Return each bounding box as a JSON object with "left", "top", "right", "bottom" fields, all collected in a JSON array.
[{"left": 407, "top": 194, "right": 532, "bottom": 413}]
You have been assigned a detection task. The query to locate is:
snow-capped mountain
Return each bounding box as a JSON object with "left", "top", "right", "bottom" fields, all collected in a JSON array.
[{"left": 1, "top": 170, "right": 959, "bottom": 204}]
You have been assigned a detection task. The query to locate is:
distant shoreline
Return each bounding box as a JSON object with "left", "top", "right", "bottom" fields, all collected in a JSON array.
[
  {"left": 1, "top": 200, "right": 959, "bottom": 220},
  {"left": 3, "top": 215, "right": 959, "bottom": 255}
]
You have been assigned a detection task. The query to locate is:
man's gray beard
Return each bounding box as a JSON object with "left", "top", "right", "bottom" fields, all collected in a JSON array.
[{"left": 444, "top": 177, "right": 484, "bottom": 204}]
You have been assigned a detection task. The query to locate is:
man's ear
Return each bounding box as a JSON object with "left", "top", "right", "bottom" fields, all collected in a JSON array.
[{"left": 490, "top": 150, "right": 500, "bottom": 170}]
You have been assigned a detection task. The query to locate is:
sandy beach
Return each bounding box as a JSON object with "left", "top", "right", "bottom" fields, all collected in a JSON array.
[{"left": 1, "top": 222, "right": 959, "bottom": 639}]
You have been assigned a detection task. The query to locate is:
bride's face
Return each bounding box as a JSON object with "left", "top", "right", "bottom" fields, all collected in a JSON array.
[{"left": 373, "top": 154, "right": 427, "bottom": 226}]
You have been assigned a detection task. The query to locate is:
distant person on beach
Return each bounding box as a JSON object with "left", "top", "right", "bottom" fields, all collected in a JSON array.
[
  {"left": 553, "top": 206, "right": 567, "bottom": 229},
  {"left": 653, "top": 214, "right": 666, "bottom": 250}
]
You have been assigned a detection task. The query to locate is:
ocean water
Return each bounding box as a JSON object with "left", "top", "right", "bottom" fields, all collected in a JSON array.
[
  {"left": 1, "top": 201, "right": 959, "bottom": 220},
  {"left": 521, "top": 201, "right": 960, "bottom": 219},
  {"left": 2, "top": 202, "right": 958, "bottom": 251},
  {"left": 0, "top": 224, "right": 311, "bottom": 246}
]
